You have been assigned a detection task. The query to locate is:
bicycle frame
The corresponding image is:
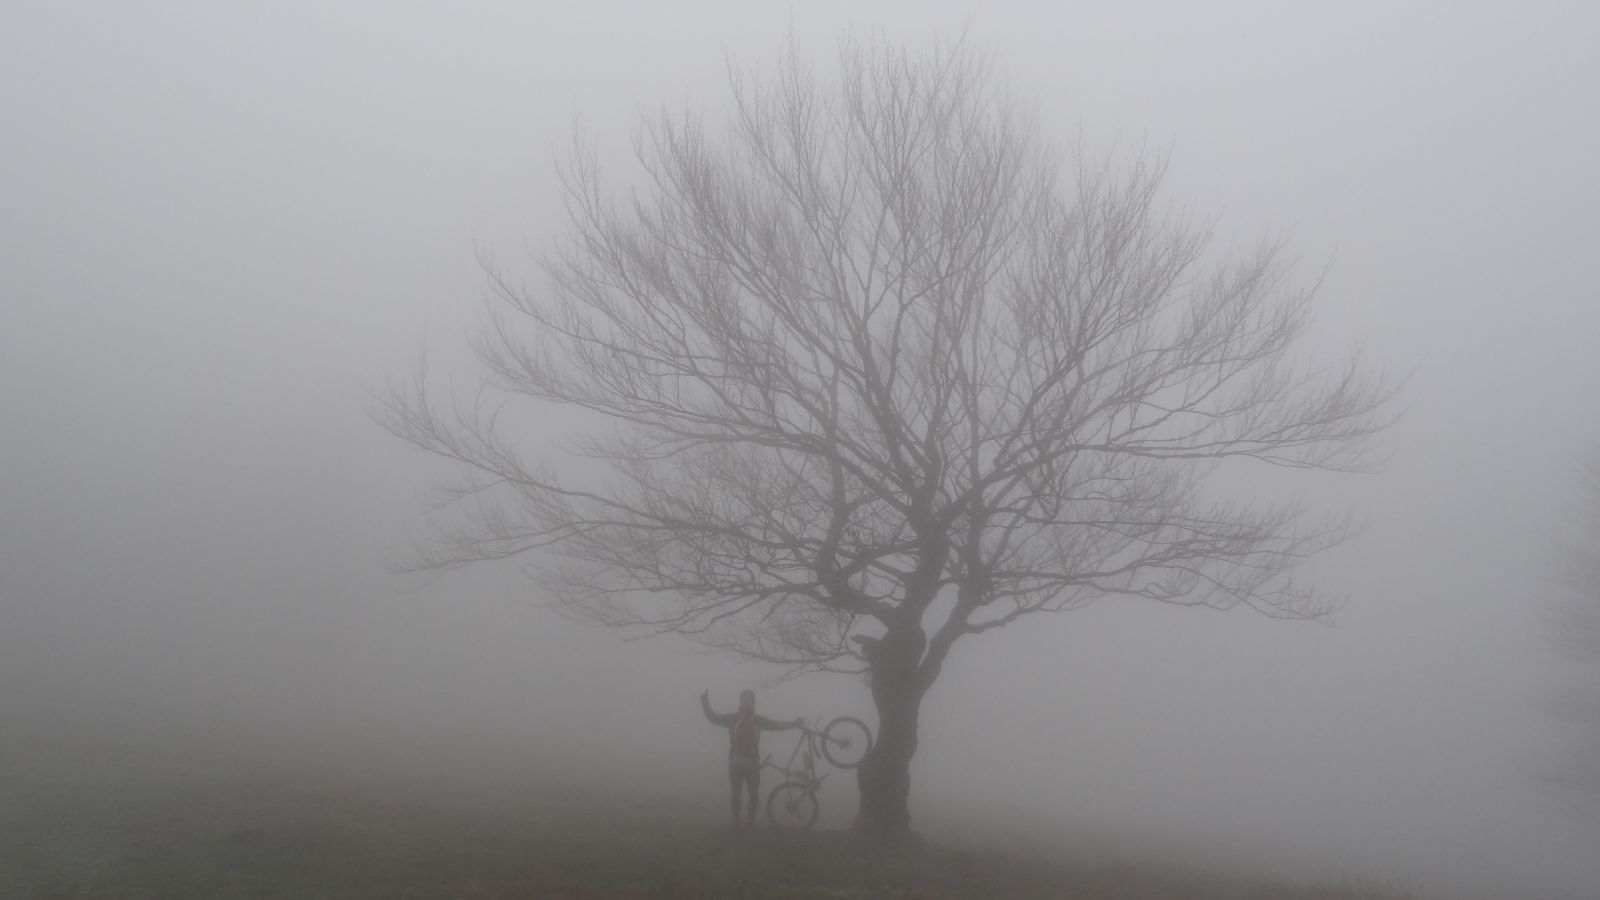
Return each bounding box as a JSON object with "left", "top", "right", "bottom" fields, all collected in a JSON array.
[
  {"left": 758, "top": 715, "right": 871, "bottom": 829},
  {"left": 760, "top": 721, "right": 829, "bottom": 790}
]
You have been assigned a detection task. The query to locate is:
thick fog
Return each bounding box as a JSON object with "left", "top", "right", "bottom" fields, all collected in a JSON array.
[{"left": 3, "top": 2, "right": 1599, "bottom": 897}]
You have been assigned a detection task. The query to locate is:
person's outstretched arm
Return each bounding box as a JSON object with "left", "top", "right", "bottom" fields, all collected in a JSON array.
[
  {"left": 757, "top": 715, "right": 806, "bottom": 732},
  {"left": 701, "top": 690, "right": 734, "bottom": 726}
]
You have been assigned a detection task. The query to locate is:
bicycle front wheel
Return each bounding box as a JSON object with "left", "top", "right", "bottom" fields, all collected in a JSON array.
[
  {"left": 820, "top": 716, "right": 872, "bottom": 770},
  {"left": 766, "top": 781, "right": 819, "bottom": 829}
]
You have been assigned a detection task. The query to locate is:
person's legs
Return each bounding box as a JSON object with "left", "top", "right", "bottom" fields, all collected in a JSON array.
[
  {"left": 743, "top": 766, "right": 760, "bottom": 824},
  {"left": 727, "top": 763, "right": 743, "bottom": 824}
]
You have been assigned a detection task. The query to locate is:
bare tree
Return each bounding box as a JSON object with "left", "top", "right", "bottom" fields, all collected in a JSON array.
[
  {"left": 379, "top": 37, "right": 1395, "bottom": 836},
  {"left": 1547, "top": 453, "right": 1600, "bottom": 816}
]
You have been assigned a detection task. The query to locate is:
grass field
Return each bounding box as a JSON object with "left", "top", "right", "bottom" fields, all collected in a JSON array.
[{"left": 0, "top": 748, "right": 1435, "bottom": 900}]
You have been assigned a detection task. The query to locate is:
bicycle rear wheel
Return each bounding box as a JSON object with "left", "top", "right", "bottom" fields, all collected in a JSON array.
[
  {"left": 820, "top": 716, "right": 872, "bottom": 770},
  {"left": 766, "top": 781, "right": 819, "bottom": 829}
]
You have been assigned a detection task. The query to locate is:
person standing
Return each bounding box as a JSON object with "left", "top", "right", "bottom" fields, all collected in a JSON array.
[{"left": 701, "top": 689, "right": 802, "bottom": 826}]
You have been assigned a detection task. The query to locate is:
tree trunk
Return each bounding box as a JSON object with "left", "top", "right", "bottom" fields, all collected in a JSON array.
[{"left": 855, "top": 628, "right": 926, "bottom": 838}]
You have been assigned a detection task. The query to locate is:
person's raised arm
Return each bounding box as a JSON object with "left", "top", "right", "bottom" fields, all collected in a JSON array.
[{"left": 701, "top": 690, "right": 732, "bottom": 726}]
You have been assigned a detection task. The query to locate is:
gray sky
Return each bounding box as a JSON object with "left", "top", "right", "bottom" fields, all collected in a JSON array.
[{"left": 3, "top": 2, "right": 1599, "bottom": 897}]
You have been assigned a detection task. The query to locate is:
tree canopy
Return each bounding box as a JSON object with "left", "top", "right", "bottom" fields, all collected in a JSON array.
[{"left": 380, "top": 36, "right": 1396, "bottom": 833}]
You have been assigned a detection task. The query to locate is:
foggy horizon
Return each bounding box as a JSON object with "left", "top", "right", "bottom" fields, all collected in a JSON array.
[{"left": 4, "top": 3, "right": 1599, "bottom": 898}]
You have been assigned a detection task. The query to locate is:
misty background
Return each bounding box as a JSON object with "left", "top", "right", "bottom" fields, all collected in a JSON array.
[{"left": 3, "top": 2, "right": 1598, "bottom": 897}]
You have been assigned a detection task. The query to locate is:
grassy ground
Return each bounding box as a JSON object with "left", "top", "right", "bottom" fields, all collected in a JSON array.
[{"left": 2, "top": 760, "right": 1424, "bottom": 900}]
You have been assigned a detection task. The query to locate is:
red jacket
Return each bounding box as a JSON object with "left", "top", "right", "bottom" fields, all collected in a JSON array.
[{"left": 703, "top": 703, "right": 789, "bottom": 760}]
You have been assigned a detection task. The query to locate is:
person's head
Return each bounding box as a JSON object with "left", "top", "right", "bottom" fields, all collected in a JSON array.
[{"left": 738, "top": 689, "right": 755, "bottom": 713}]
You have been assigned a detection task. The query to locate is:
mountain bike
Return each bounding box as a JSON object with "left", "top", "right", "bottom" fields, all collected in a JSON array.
[{"left": 762, "top": 716, "right": 873, "bottom": 829}]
